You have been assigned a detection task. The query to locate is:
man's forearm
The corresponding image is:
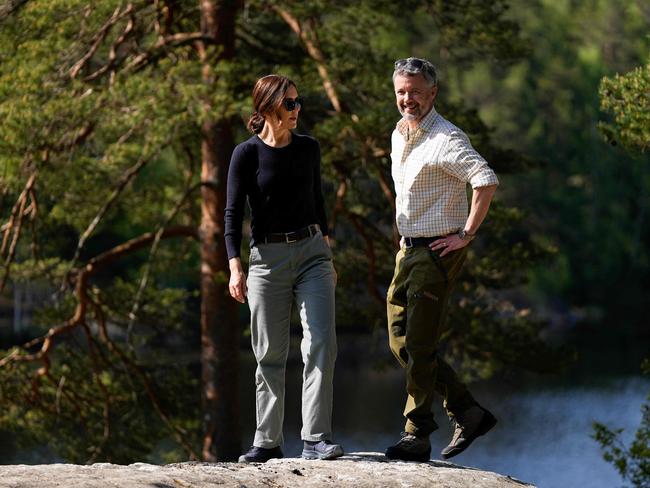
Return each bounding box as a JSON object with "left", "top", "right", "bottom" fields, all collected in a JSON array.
[{"left": 464, "top": 184, "right": 497, "bottom": 234}]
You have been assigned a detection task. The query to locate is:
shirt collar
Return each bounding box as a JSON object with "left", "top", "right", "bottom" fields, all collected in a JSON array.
[{"left": 396, "top": 106, "right": 439, "bottom": 138}]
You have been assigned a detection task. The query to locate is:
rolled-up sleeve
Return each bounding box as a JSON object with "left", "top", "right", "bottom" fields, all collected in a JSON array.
[{"left": 441, "top": 131, "right": 499, "bottom": 189}]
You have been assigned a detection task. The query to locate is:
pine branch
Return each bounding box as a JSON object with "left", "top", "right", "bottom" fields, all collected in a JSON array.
[
  {"left": 0, "top": 172, "right": 37, "bottom": 292},
  {"left": 126, "top": 182, "right": 203, "bottom": 345},
  {"left": 83, "top": 8, "right": 136, "bottom": 83},
  {"left": 0, "top": 225, "right": 197, "bottom": 370},
  {"left": 345, "top": 209, "right": 385, "bottom": 308},
  {"left": 0, "top": 0, "right": 29, "bottom": 23},
  {"left": 70, "top": 4, "right": 136, "bottom": 79},
  {"left": 80, "top": 320, "right": 112, "bottom": 463},
  {"left": 272, "top": 6, "right": 343, "bottom": 112},
  {"left": 121, "top": 32, "right": 213, "bottom": 73},
  {"left": 70, "top": 141, "right": 161, "bottom": 267},
  {"left": 91, "top": 298, "right": 199, "bottom": 460}
]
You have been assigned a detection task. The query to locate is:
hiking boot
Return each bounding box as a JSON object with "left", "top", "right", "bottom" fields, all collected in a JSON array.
[
  {"left": 238, "top": 445, "right": 283, "bottom": 463},
  {"left": 385, "top": 432, "right": 431, "bottom": 462},
  {"left": 302, "top": 440, "right": 344, "bottom": 460},
  {"left": 441, "top": 405, "right": 497, "bottom": 459}
]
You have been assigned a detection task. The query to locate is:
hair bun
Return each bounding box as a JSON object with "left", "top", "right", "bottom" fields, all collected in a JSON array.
[{"left": 247, "top": 111, "right": 265, "bottom": 134}]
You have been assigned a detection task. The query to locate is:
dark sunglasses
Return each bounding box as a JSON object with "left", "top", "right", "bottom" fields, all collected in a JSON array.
[
  {"left": 394, "top": 58, "right": 435, "bottom": 75},
  {"left": 282, "top": 97, "right": 303, "bottom": 111}
]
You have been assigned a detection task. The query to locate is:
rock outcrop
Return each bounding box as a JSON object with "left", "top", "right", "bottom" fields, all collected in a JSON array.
[{"left": 0, "top": 452, "right": 535, "bottom": 487}]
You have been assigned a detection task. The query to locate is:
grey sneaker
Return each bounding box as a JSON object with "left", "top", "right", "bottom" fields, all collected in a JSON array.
[
  {"left": 302, "top": 440, "right": 344, "bottom": 460},
  {"left": 441, "top": 405, "right": 497, "bottom": 459},
  {"left": 385, "top": 432, "right": 431, "bottom": 462}
]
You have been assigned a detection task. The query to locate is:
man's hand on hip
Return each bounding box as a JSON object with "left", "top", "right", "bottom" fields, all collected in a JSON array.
[{"left": 429, "top": 234, "right": 470, "bottom": 257}]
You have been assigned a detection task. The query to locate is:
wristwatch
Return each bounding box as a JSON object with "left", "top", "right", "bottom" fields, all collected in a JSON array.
[{"left": 458, "top": 229, "right": 476, "bottom": 241}]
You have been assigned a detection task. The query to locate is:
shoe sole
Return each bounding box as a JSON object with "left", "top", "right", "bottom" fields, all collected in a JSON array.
[
  {"left": 238, "top": 457, "right": 283, "bottom": 463},
  {"left": 385, "top": 448, "right": 431, "bottom": 462},
  {"left": 238, "top": 454, "right": 284, "bottom": 463},
  {"left": 301, "top": 446, "right": 344, "bottom": 460},
  {"left": 441, "top": 410, "right": 497, "bottom": 460}
]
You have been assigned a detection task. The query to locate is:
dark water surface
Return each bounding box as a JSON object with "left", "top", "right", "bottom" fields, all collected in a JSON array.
[{"left": 238, "top": 349, "right": 648, "bottom": 488}]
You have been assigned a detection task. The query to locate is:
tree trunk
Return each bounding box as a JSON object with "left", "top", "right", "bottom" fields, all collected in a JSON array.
[{"left": 198, "top": 0, "right": 241, "bottom": 462}]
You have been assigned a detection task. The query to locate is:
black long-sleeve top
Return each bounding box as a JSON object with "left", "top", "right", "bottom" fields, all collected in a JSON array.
[{"left": 224, "top": 133, "right": 329, "bottom": 259}]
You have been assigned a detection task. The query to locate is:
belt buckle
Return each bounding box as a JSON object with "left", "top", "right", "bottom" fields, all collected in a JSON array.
[
  {"left": 404, "top": 237, "right": 414, "bottom": 248},
  {"left": 285, "top": 232, "right": 298, "bottom": 243}
]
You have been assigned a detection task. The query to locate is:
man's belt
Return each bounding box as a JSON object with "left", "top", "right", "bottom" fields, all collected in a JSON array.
[
  {"left": 403, "top": 236, "right": 444, "bottom": 248},
  {"left": 264, "top": 224, "right": 320, "bottom": 244}
]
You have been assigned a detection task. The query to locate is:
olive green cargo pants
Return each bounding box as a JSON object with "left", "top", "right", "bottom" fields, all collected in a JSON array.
[{"left": 387, "top": 245, "right": 476, "bottom": 437}]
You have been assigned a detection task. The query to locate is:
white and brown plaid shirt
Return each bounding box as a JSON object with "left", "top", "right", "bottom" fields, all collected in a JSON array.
[{"left": 391, "top": 106, "right": 499, "bottom": 238}]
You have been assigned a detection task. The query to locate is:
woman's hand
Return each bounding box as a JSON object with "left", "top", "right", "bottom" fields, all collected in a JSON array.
[{"left": 228, "top": 257, "right": 247, "bottom": 303}]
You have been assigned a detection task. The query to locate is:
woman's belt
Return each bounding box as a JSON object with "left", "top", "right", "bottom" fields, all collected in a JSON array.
[{"left": 263, "top": 224, "right": 320, "bottom": 244}]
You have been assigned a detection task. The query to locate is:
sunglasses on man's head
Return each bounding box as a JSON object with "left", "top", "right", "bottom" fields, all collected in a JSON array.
[
  {"left": 282, "top": 97, "right": 303, "bottom": 111},
  {"left": 395, "top": 58, "right": 424, "bottom": 70},
  {"left": 394, "top": 58, "right": 435, "bottom": 75}
]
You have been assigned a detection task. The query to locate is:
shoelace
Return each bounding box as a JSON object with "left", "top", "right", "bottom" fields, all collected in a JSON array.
[
  {"left": 398, "top": 432, "right": 422, "bottom": 445},
  {"left": 450, "top": 421, "right": 465, "bottom": 443},
  {"left": 307, "top": 440, "right": 336, "bottom": 449}
]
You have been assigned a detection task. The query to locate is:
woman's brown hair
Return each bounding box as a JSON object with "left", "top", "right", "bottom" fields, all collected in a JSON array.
[{"left": 247, "top": 74, "right": 296, "bottom": 134}]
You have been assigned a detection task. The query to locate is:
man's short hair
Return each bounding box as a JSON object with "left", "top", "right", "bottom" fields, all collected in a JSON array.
[{"left": 393, "top": 57, "right": 438, "bottom": 87}]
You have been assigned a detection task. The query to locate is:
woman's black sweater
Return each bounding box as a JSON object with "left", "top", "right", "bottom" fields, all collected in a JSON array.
[{"left": 224, "top": 133, "right": 329, "bottom": 259}]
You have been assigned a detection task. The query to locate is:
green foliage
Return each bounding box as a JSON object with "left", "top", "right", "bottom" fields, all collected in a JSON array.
[
  {"left": 446, "top": 0, "right": 650, "bottom": 334},
  {"left": 235, "top": 3, "right": 558, "bottom": 381},
  {"left": 0, "top": 345, "right": 200, "bottom": 464},
  {"left": 592, "top": 360, "right": 650, "bottom": 488},
  {"left": 424, "top": 0, "right": 529, "bottom": 65},
  {"left": 444, "top": 202, "right": 571, "bottom": 380},
  {"left": 600, "top": 58, "right": 650, "bottom": 152},
  {"left": 0, "top": 0, "right": 582, "bottom": 463},
  {"left": 590, "top": 44, "right": 650, "bottom": 488},
  {"left": 0, "top": 0, "right": 209, "bottom": 463}
]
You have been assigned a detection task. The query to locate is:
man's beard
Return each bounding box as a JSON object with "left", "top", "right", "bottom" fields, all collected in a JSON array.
[{"left": 398, "top": 105, "right": 420, "bottom": 121}]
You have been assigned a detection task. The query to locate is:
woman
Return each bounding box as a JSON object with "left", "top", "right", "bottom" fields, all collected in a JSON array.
[{"left": 225, "top": 74, "right": 343, "bottom": 463}]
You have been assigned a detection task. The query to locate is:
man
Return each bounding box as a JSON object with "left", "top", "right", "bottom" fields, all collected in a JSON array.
[{"left": 385, "top": 57, "right": 499, "bottom": 462}]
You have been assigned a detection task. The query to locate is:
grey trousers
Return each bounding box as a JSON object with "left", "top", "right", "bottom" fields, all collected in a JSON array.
[{"left": 247, "top": 231, "right": 337, "bottom": 448}]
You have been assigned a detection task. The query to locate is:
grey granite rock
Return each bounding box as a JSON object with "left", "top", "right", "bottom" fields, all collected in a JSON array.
[{"left": 0, "top": 452, "right": 535, "bottom": 487}]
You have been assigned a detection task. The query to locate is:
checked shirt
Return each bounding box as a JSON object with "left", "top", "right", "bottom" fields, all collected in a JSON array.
[{"left": 391, "top": 107, "right": 499, "bottom": 238}]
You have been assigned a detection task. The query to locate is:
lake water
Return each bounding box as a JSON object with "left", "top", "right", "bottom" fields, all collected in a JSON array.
[{"left": 239, "top": 350, "right": 648, "bottom": 488}]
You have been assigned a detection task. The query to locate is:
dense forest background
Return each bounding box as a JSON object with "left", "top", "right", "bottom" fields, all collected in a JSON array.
[{"left": 0, "top": 0, "right": 648, "bottom": 481}]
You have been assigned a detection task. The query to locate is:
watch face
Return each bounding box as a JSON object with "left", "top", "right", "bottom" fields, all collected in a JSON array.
[{"left": 460, "top": 230, "right": 473, "bottom": 241}]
